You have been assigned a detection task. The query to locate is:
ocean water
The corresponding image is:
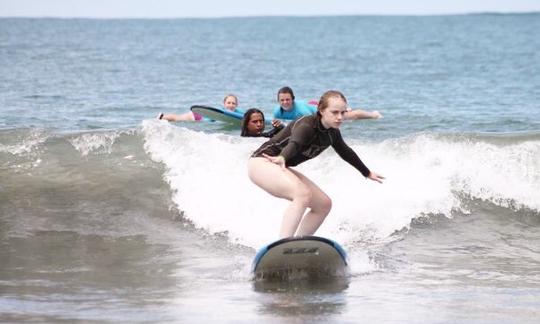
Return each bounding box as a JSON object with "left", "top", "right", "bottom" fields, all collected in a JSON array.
[{"left": 1, "top": 14, "right": 539, "bottom": 323}]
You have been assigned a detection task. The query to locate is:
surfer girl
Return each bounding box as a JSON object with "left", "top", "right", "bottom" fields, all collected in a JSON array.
[
  {"left": 158, "top": 94, "right": 244, "bottom": 122},
  {"left": 248, "top": 90, "right": 385, "bottom": 238},
  {"left": 273, "top": 86, "right": 383, "bottom": 121},
  {"left": 241, "top": 108, "right": 284, "bottom": 138}
]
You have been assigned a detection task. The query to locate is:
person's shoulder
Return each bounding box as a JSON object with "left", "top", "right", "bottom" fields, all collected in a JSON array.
[
  {"left": 273, "top": 105, "right": 282, "bottom": 117},
  {"left": 295, "top": 100, "right": 317, "bottom": 113},
  {"left": 293, "top": 114, "right": 318, "bottom": 130},
  {"left": 294, "top": 100, "right": 308, "bottom": 108},
  {"left": 288, "top": 117, "right": 316, "bottom": 140}
]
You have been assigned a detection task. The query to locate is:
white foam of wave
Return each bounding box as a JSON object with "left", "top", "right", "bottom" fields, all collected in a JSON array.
[
  {"left": 452, "top": 138, "right": 539, "bottom": 210},
  {"left": 142, "top": 120, "right": 279, "bottom": 248},
  {"left": 142, "top": 121, "right": 540, "bottom": 254},
  {"left": 0, "top": 129, "right": 48, "bottom": 155},
  {"left": 68, "top": 131, "right": 121, "bottom": 156}
]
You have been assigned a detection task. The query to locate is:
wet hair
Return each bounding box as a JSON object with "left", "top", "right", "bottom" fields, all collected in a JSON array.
[
  {"left": 223, "top": 94, "right": 238, "bottom": 105},
  {"left": 277, "top": 86, "right": 295, "bottom": 101},
  {"left": 317, "top": 90, "right": 347, "bottom": 115},
  {"left": 241, "top": 108, "right": 265, "bottom": 137}
]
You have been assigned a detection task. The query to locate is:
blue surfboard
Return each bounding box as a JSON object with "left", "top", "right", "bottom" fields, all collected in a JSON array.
[
  {"left": 252, "top": 235, "right": 348, "bottom": 280},
  {"left": 190, "top": 105, "right": 244, "bottom": 126}
]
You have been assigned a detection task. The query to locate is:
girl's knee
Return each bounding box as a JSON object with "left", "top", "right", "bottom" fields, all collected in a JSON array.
[
  {"left": 297, "top": 188, "right": 332, "bottom": 214},
  {"left": 320, "top": 195, "right": 332, "bottom": 214}
]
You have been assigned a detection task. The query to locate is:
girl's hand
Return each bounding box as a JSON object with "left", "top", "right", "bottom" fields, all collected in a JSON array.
[
  {"left": 272, "top": 120, "right": 283, "bottom": 128},
  {"left": 368, "top": 171, "right": 385, "bottom": 184},
  {"left": 262, "top": 153, "right": 286, "bottom": 169},
  {"left": 371, "top": 110, "right": 383, "bottom": 119}
]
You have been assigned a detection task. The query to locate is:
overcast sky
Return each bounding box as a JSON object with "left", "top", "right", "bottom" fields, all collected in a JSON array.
[{"left": 1, "top": 0, "right": 539, "bottom": 18}]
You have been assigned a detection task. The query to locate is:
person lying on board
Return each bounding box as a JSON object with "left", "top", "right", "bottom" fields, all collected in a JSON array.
[
  {"left": 241, "top": 108, "right": 284, "bottom": 138},
  {"left": 248, "top": 90, "right": 384, "bottom": 238},
  {"left": 158, "top": 94, "right": 245, "bottom": 122},
  {"left": 273, "top": 86, "right": 382, "bottom": 121}
]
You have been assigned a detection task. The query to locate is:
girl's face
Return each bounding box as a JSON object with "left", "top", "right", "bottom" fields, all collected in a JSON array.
[
  {"left": 247, "top": 113, "right": 265, "bottom": 135},
  {"left": 223, "top": 96, "right": 238, "bottom": 111},
  {"left": 320, "top": 97, "right": 347, "bottom": 129},
  {"left": 278, "top": 93, "right": 294, "bottom": 110}
]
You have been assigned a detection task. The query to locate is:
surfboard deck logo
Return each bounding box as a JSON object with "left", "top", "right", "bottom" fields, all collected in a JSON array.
[{"left": 252, "top": 235, "right": 348, "bottom": 280}]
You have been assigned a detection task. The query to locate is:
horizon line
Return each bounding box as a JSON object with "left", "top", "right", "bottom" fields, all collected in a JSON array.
[{"left": 1, "top": 10, "right": 539, "bottom": 20}]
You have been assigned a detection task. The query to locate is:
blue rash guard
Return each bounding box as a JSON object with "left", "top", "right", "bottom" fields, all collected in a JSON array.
[
  {"left": 233, "top": 107, "right": 246, "bottom": 115},
  {"left": 273, "top": 100, "right": 317, "bottom": 120}
]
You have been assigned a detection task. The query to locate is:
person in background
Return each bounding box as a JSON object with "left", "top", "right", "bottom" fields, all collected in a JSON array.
[
  {"left": 248, "top": 90, "right": 384, "bottom": 238},
  {"left": 273, "top": 87, "right": 317, "bottom": 121},
  {"left": 273, "top": 86, "right": 382, "bottom": 121},
  {"left": 158, "top": 94, "right": 243, "bottom": 122},
  {"left": 241, "top": 108, "right": 284, "bottom": 138}
]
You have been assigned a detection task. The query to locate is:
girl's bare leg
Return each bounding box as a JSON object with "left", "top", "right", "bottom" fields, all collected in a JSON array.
[
  {"left": 160, "top": 112, "right": 196, "bottom": 122},
  {"left": 248, "top": 158, "right": 331, "bottom": 238},
  {"left": 289, "top": 168, "right": 332, "bottom": 236}
]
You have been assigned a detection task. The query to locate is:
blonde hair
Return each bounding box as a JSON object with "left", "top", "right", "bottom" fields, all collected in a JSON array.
[
  {"left": 223, "top": 94, "right": 238, "bottom": 105},
  {"left": 317, "top": 90, "right": 347, "bottom": 113}
]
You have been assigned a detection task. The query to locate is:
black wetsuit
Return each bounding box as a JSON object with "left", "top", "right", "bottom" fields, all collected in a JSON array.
[{"left": 252, "top": 114, "right": 371, "bottom": 177}]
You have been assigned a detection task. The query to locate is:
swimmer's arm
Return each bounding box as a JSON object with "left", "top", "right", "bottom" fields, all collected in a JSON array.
[
  {"left": 344, "top": 108, "right": 382, "bottom": 120},
  {"left": 332, "top": 131, "right": 370, "bottom": 177}
]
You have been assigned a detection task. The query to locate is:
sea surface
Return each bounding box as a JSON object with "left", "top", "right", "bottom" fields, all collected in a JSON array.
[{"left": 1, "top": 14, "right": 539, "bottom": 323}]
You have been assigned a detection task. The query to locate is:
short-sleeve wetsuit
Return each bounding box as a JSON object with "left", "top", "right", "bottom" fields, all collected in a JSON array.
[
  {"left": 273, "top": 100, "right": 317, "bottom": 120},
  {"left": 251, "top": 114, "right": 371, "bottom": 177}
]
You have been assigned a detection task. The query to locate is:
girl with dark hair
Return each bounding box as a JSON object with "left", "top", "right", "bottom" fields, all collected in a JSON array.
[
  {"left": 241, "top": 108, "right": 284, "bottom": 138},
  {"left": 273, "top": 86, "right": 317, "bottom": 120},
  {"left": 248, "top": 90, "right": 384, "bottom": 238},
  {"left": 273, "top": 86, "right": 383, "bottom": 121}
]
